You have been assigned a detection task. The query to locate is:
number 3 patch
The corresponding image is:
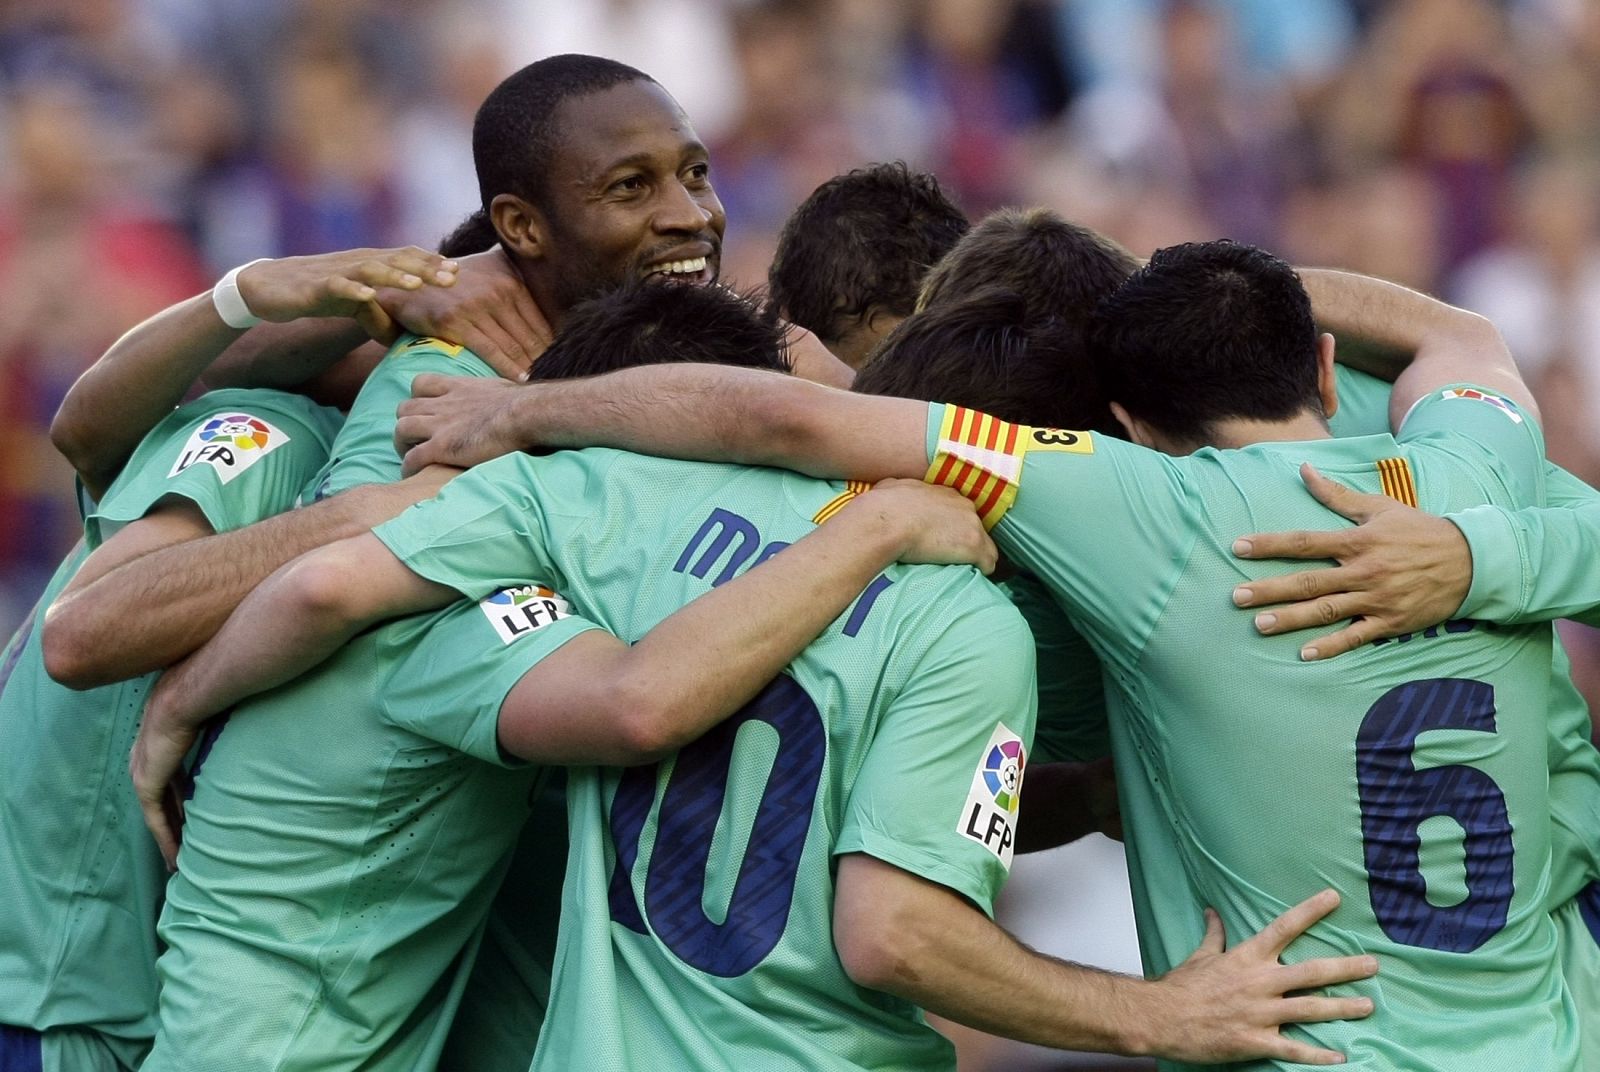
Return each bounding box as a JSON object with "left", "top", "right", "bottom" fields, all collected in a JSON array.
[{"left": 1028, "top": 427, "right": 1094, "bottom": 454}]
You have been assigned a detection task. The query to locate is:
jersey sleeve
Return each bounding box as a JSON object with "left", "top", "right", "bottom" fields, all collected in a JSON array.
[
  {"left": 1004, "top": 573, "right": 1110, "bottom": 762},
  {"left": 835, "top": 596, "right": 1038, "bottom": 917},
  {"left": 309, "top": 335, "right": 499, "bottom": 500},
  {"left": 378, "top": 589, "right": 605, "bottom": 766},
  {"left": 1449, "top": 462, "right": 1600, "bottom": 627},
  {"left": 87, "top": 388, "right": 342, "bottom": 548},
  {"left": 1399, "top": 384, "right": 1546, "bottom": 505},
  {"left": 1328, "top": 365, "right": 1395, "bottom": 438},
  {"left": 371, "top": 451, "right": 601, "bottom": 600},
  {"left": 922, "top": 403, "right": 1194, "bottom": 655}
]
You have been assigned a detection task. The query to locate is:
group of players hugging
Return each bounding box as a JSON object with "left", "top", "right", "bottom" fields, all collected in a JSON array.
[{"left": 2, "top": 52, "right": 1598, "bottom": 1072}]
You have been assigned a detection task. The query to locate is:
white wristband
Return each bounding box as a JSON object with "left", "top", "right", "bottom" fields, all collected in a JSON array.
[{"left": 212, "top": 258, "right": 269, "bottom": 328}]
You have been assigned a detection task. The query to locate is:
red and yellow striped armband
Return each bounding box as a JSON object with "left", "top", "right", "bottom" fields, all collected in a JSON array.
[{"left": 923, "top": 406, "right": 1094, "bottom": 529}]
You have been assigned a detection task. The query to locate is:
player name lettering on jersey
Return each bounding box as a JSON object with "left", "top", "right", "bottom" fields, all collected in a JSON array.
[
  {"left": 958, "top": 722, "right": 1027, "bottom": 868},
  {"left": 674, "top": 504, "right": 892, "bottom": 637},
  {"left": 168, "top": 412, "right": 289, "bottom": 484},
  {"left": 479, "top": 585, "right": 571, "bottom": 645}
]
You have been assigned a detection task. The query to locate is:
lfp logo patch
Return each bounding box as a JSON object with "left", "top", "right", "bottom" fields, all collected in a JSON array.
[
  {"left": 958, "top": 722, "right": 1026, "bottom": 868},
  {"left": 479, "top": 585, "right": 571, "bottom": 645},
  {"left": 1440, "top": 387, "right": 1523, "bottom": 424},
  {"left": 169, "top": 413, "right": 288, "bottom": 484}
]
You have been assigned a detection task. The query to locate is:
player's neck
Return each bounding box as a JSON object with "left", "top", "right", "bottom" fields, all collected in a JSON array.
[{"left": 1205, "top": 411, "right": 1332, "bottom": 451}]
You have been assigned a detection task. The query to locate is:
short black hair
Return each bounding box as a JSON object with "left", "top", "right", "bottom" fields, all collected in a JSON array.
[
  {"left": 852, "top": 288, "right": 1116, "bottom": 432},
  {"left": 918, "top": 207, "right": 1139, "bottom": 327},
  {"left": 768, "top": 163, "right": 969, "bottom": 344},
  {"left": 438, "top": 54, "right": 656, "bottom": 252},
  {"left": 1087, "top": 240, "right": 1323, "bottom": 443},
  {"left": 527, "top": 280, "right": 791, "bottom": 382}
]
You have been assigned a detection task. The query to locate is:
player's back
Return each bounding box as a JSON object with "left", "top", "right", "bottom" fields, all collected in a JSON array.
[
  {"left": 372, "top": 448, "right": 1037, "bottom": 1072},
  {"left": 146, "top": 621, "right": 539, "bottom": 1072},
  {"left": 1062, "top": 427, "right": 1570, "bottom": 1070}
]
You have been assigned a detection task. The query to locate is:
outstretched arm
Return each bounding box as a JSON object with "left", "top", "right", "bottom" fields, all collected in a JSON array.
[
  {"left": 204, "top": 248, "right": 555, "bottom": 399},
  {"left": 1298, "top": 267, "right": 1535, "bottom": 426},
  {"left": 53, "top": 248, "right": 459, "bottom": 499},
  {"left": 835, "top": 858, "right": 1374, "bottom": 1064},
  {"left": 397, "top": 364, "right": 929, "bottom": 479},
  {"left": 131, "top": 480, "right": 995, "bottom": 863},
  {"left": 41, "top": 466, "right": 454, "bottom": 688}
]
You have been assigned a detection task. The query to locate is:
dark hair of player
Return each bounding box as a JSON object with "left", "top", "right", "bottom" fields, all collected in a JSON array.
[
  {"left": 768, "top": 162, "right": 969, "bottom": 345},
  {"left": 918, "top": 207, "right": 1140, "bottom": 327},
  {"left": 1086, "top": 240, "right": 1324, "bottom": 444},
  {"left": 527, "top": 280, "right": 791, "bottom": 383},
  {"left": 852, "top": 288, "right": 1116, "bottom": 433},
  {"left": 438, "top": 54, "right": 655, "bottom": 257}
]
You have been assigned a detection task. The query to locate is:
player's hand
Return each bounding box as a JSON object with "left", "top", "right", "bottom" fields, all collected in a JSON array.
[
  {"left": 375, "top": 247, "right": 553, "bottom": 381},
  {"left": 1148, "top": 889, "right": 1377, "bottom": 1065},
  {"left": 1230, "top": 464, "right": 1472, "bottom": 661},
  {"left": 845, "top": 479, "right": 998, "bottom": 574},
  {"left": 236, "top": 247, "right": 458, "bottom": 345},
  {"left": 395, "top": 374, "right": 527, "bottom": 474},
  {"left": 130, "top": 666, "right": 208, "bottom": 869}
]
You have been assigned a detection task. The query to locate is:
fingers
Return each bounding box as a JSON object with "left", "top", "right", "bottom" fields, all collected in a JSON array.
[
  {"left": 1233, "top": 565, "right": 1353, "bottom": 611},
  {"left": 1231, "top": 528, "right": 1352, "bottom": 562},
  {"left": 1300, "top": 463, "right": 1382, "bottom": 523},
  {"left": 456, "top": 314, "right": 533, "bottom": 382},
  {"left": 410, "top": 374, "right": 451, "bottom": 399},
  {"left": 1296, "top": 620, "right": 1381, "bottom": 662},
  {"left": 1200, "top": 907, "right": 1225, "bottom": 954},
  {"left": 353, "top": 301, "right": 399, "bottom": 347},
  {"left": 1263, "top": 1038, "right": 1348, "bottom": 1065},
  {"left": 1247, "top": 591, "right": 1359, "bottom": 635},
  {"left": 1250, "top": 889, "right": 1340, "bottom": 957},
  {"left": 1278, "top": 954, "right": 1380, "bottom": 992}
]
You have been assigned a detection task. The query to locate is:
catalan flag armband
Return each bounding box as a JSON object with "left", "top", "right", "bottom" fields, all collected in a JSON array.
[{"left": 924, "top": 406, "right": 1094, "bottom": 529}]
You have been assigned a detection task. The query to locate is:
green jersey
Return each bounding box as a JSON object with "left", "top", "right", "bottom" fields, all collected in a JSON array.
[
  {"left": 301, "top": 331, "right": 564, "bottom": 1066},
  {"left": 372, "top": 449, "right": 1038, "bottom": 1072},
  {"left": 144, "top": 583, "right": 598, "bottom": 1071},
  {"left": 303, "top": 333, "right": 497, "bottom": 501},
  {"left": 925, "top": 388, "right": 1576, "bottom": 1070},
  {"left": 1330, "top": 368, "right": 1600, "bottom": 909},
  {"left": 0, "top": 390, "right": 339, "bottom": 1070}
]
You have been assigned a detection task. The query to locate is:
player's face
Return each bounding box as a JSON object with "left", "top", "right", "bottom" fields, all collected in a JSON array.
[{"left": 537, "top": 81, "right": 725, "bottom": 310}]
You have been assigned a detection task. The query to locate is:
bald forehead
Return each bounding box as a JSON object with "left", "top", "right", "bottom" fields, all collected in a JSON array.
[{"left": 546, "top": 80, "right": 704, "bottom": 186}]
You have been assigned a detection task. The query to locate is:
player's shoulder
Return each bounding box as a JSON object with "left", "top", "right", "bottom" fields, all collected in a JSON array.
[
  {"left": 168, "top": 387, "right": 343, "bottom": 446},
  {"left": 887, "top": 565, "right": 1035, "bottom": 654},
  {"left": 383, "top": 333, "right": 496, "bottom": 375}
]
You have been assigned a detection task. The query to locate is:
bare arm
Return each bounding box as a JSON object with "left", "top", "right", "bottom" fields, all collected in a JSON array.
[
  {"left": 41, "top": 466, "right": 453, "bottom": 688},
  {"left": 497, "top": 481, "right": 993, "bottom": 764},
  {"left": 202, "top": 248, "right": 556, "bottom": 393},
  {"left": 835, "top": 857, "right": 1375, "bottom": 1064},
  {"left": 131, "top": 481, "right": 995, "bottom": 862},
  {"left": 53, "top": 248, "right": 458, "bottom": 499},
  {"left": 1298, "top": 267, "right": 1536, "bottom": 426},
  {"left": 396, "top": 364, "right": 930, "bottom": 480}
]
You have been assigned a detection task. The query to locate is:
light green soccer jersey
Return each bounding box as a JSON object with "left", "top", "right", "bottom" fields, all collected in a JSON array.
[
  {"left": 372, "top": 448, "right": 1038, "bottom": 1072},
  {"left": 924, "top": 388, "right": 1576, "bottom": 1070},
  {"left": 302, "top": 332, "right": 498, "bottom": 501},
  {"left": 297, "top": 331, "right": 563, "bottom": 1067},
  {"left": 0, "top": 390, "right": 339, "bottom": 1071},
  {"left": 1331, "top": 367, "right": 1600, "bottom": 909},
  {"left": 143, "top": 581, "right": 599, "bottom": 1072}
]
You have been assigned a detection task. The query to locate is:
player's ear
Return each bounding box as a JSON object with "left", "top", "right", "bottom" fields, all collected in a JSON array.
[
  {"left": 1316, "top": 332, "right": 1338, "bottom": 420},
  {"left": 1109, "top": 401, "right": 1152, "bottom": 447},
  {"left": 491, "top": 193, "right": 548, "bottom": 262}
]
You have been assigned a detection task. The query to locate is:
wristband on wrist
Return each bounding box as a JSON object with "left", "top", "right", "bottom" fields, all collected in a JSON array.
[{"left": 212, "top": 258, "right": 270, "bottom": 328}]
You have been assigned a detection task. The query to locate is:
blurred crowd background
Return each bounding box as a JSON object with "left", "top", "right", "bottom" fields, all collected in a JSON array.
[{"left": 1, "top": 1, "right": 1597, "bottom": 1065}]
